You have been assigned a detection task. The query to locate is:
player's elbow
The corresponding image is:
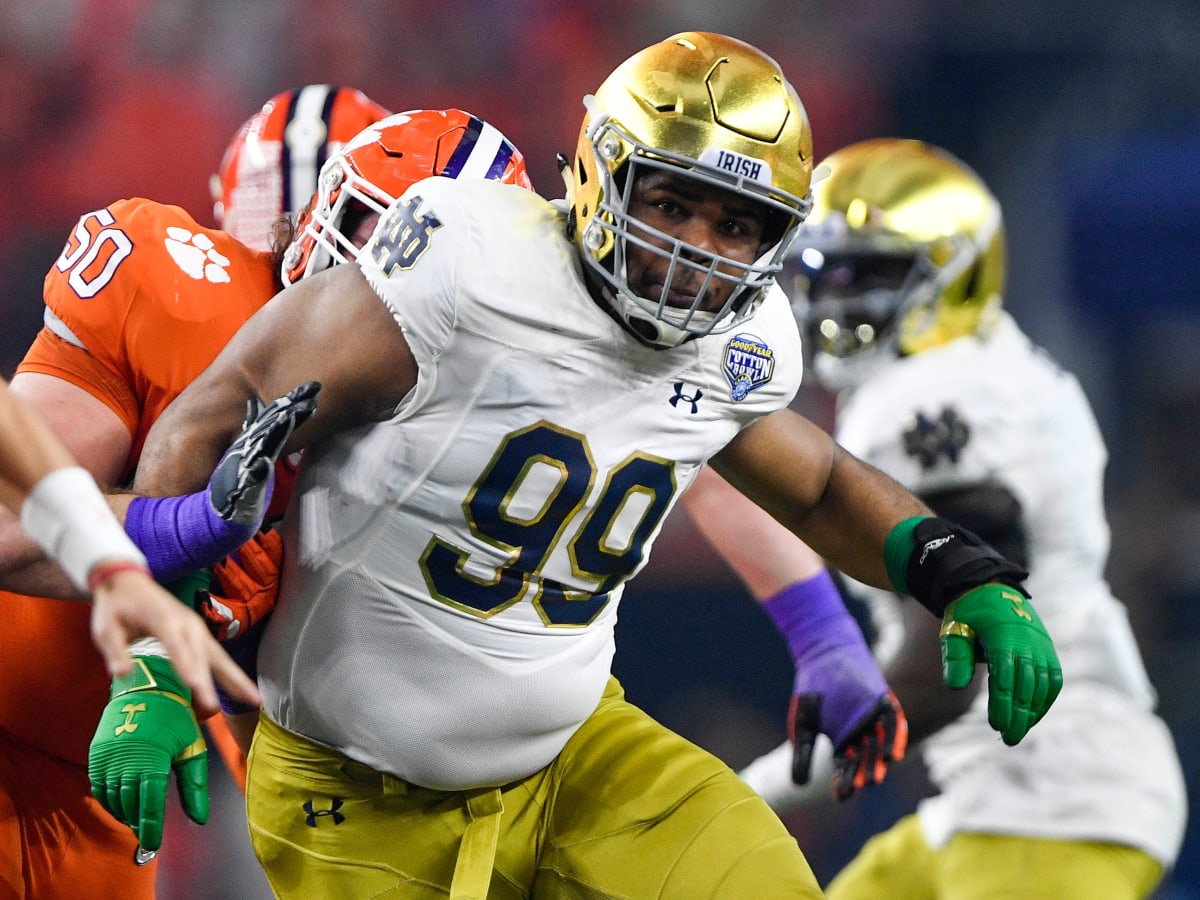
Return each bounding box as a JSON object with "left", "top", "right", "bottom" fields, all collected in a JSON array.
[{"left": 0, "top": 522, "right": 81, "bottom": 599}]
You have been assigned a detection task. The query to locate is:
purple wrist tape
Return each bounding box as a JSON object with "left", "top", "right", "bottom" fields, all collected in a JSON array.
[
  {"left": 763, "top": 570, "right": 888, "bottom": 749},
  {"left": 125, "top": 492, "right": 254, "bottom": 584}
]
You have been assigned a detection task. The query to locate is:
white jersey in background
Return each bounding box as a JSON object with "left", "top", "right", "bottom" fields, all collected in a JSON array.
[
  {"left": 836, "top": 312, "right": 1186, "bottom": 867},
  {"left": 258, "top": 178, "right": 804, "bottom": 790}
]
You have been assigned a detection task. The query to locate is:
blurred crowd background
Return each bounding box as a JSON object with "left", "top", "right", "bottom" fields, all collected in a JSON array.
[{"left": 2, "top": 1, "right": 1197, "bottom": 897}]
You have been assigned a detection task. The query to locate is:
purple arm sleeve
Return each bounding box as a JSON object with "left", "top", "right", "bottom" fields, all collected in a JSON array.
[
  {"left": 762, "top": 569, "right": 888, "bottom": 749},
  {"left": 124, "top": 492, "right": 257, "bottom": 584}
]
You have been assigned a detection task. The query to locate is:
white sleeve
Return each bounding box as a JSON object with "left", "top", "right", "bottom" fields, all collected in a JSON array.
[{"left": 356, "top": 177, "right": 465, "bottom": 361}]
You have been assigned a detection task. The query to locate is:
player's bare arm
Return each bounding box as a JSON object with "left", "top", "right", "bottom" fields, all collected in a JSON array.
[
  {"left": 135, "top": 263, "right": 419, "bottom": 497},
  {"left": 681, "top": 467, "right": 827, "bottom": 598},
  {"left": 0, "top": 373, "right": 133, "bottom": 598},
  {"left": 711, "top": 407, "right": 931, "bottom": 590}
]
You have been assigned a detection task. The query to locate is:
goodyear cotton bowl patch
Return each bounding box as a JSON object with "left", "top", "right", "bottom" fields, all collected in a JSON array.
[{"left": 723, "top": 333, "right": 775, "bottom": 401}]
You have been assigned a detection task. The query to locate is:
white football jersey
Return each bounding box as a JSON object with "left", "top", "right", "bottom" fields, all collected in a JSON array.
[
  {"left": 837, "top": 313, "right": 1186, "bottom": 866},
  {"left": 258, "top": 178, "right": 804, "bottom": 790}
]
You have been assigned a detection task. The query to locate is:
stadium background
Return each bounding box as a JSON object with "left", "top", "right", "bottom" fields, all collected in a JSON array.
[{"left": 1, "top": 1, "right": 1196, "bottom": 896}]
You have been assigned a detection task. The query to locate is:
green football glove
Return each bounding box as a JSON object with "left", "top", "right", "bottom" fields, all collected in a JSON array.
[
  {"left": 940, "top": 582, "right": 1063, "bottom": 745},
  {"left": 88, "top": 653, "right": 208, "bottom": 853}
]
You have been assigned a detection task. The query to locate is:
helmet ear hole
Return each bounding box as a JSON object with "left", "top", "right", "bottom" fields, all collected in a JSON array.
[
  {"left": 961, "top": 263, "right": 982, "bottom": 306},
  {"left": 338, "top": 199, "right": 374, "bottom": 248}
]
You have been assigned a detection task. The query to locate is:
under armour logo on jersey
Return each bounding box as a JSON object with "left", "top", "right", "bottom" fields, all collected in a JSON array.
[
  {"left": 303, "top": 798, "right": 346, "bottom": 827},
  {"left": 669, "top": 382, "right": 703, "bottom": 414},
  {"left": 371, "top": 195, "right": 443, "bottom": 276},
  {"left": 902, "top": 407, "right": 970, "bottom": 469},
  {"left": 165, "top": 227, "right": 232, "bottom": 283}
]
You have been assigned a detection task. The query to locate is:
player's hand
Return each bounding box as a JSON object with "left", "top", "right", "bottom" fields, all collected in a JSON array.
[
  {"left": 208, "top": 381, "right": 320, "bottom": 526},
  {"left": 90, "top": 566, "right": 260, "bottom": 718},
  {"left": 792, "top": 676, "right": 902, "bottom": 801},
  {"left": 940, "top": 582, "right": 1063, "bottom": 745},
  {"left": 766, "top": 571, "right": 907, "bottom": 801},
  {"left": 197, "top": 527, "right": 284, "bottom": 642},
  {"left": 89, "top": 655, "right": 209, "bottom": 852},
  {"left": 785, "top": 611, "right": 907, "bottom": 800},
  {"left": 123, "top": 384, "right": 316, "bottom": 586}
]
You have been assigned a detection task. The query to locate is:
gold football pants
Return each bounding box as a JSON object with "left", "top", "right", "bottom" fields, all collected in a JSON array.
[
  {"left": 827, "top": 813, "right": 1164, "bottom": 900},
  {"left": 246, "top": 678, "right": 823, "bottom": 899}
]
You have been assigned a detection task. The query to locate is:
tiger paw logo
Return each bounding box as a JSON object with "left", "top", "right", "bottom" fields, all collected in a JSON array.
[{"left": 165, "top": 227, "right": 231, "bottom": 283}]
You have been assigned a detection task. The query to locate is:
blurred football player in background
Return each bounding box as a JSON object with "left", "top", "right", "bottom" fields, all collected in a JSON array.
[
  {"left": 126, "top": 33, "right": 1059, "bottom": 898},
  {"left": 211, "top": 84, "right": 392, "bottom": 251},
  {"left": 737, "top": 138, "right": 1187, "bottom": 899}
]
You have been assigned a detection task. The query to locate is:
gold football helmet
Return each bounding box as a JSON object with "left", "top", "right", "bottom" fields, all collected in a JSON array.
[
  {"left": 785, "top": 138, "right": 1005, "bottom": 389},
  {"left": 566, "top": 32, "right": 813, "bottom": 348}
]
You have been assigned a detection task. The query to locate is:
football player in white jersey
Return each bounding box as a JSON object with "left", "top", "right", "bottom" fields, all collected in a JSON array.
[
  {"left": 127, "top": 34, "right": 1062, "bottom": 898},
  {"left": 736, "top": 139, "right": 1187, "bottom": 898},
  {"left": 213, "top": 90, "right": 908, "bottom": 810}
]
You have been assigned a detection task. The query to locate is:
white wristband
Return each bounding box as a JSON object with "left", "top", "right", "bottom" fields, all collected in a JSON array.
[{"left": 20, "top": 466, "right": 148, "bottom": 593}]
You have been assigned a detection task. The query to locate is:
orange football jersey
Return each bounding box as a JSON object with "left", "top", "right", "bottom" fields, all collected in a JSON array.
[{"left": 5, "top": 198, "right": 279, "bottom": 763}]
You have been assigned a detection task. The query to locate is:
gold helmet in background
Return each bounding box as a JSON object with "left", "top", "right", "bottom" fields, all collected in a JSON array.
[
  {"left": 785, "top": 138, "right": 1005, "bottom": 389},
  {"left": 566, "top": 31, "right": 814, "bottom": 348}
]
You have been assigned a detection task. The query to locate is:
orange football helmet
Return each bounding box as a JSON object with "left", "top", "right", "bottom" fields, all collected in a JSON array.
[
  {"left": 281, "top": 107, "right": 533, "bottom": 286},
  {"left": 212, "top": 85, "right": 393, "bottom": 250}
]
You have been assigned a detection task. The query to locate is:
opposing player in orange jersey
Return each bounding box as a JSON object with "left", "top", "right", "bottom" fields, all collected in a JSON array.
[
  {"left": 0, "top": 91, "right": 530, "bottom": 898},
  {"left": 0, "top": 189, "right": 294, "bottom": 899},
  {"left": 0, "top": 374, "right": 260, "bottom": 714}
]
